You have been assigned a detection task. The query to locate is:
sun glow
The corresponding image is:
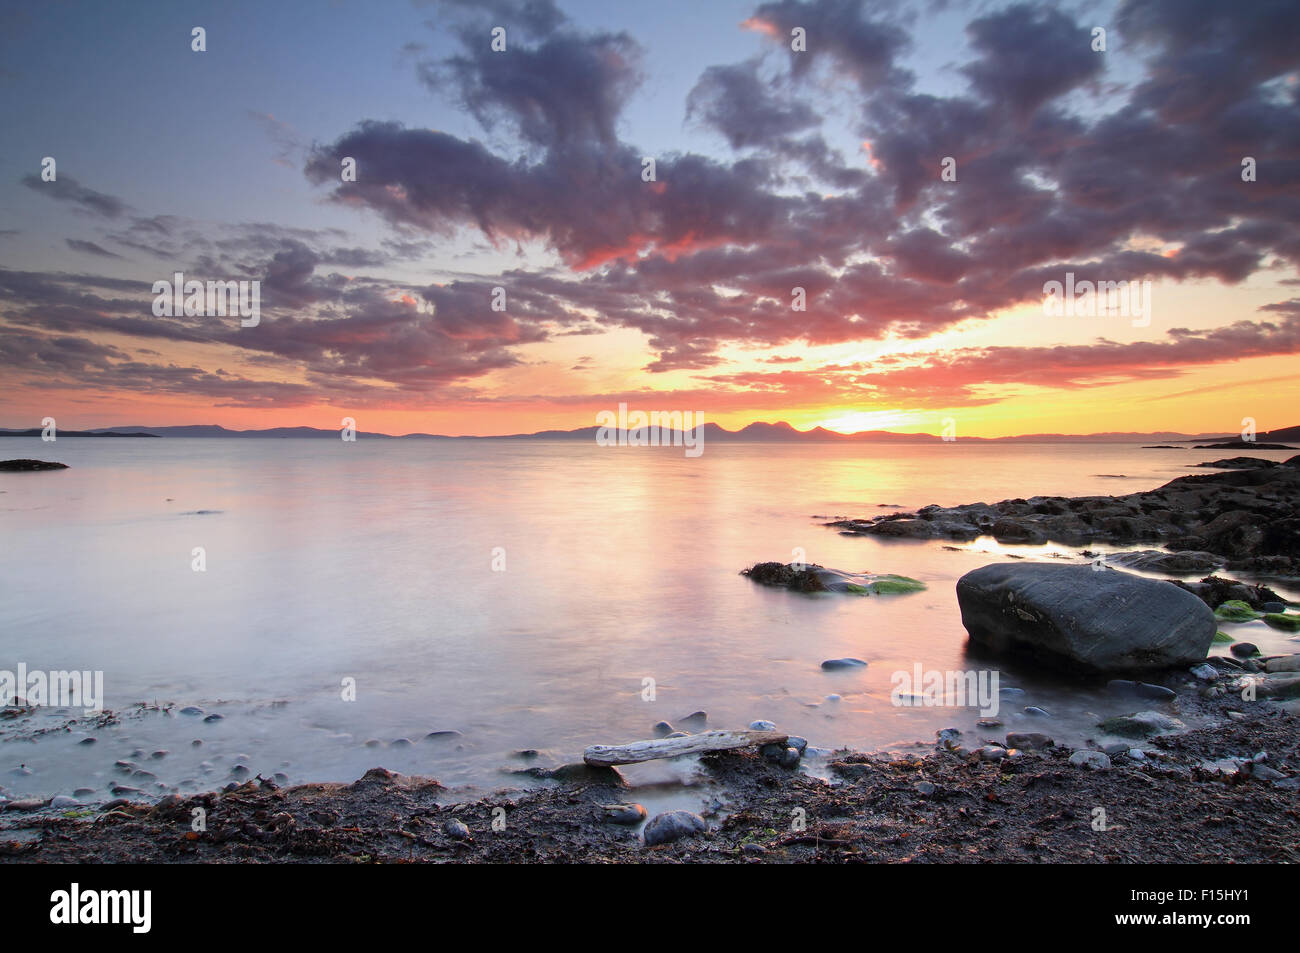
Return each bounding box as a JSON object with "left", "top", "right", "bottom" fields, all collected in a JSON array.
[{"left": 817, "top": 410, "right": 916, "bottom": 434}]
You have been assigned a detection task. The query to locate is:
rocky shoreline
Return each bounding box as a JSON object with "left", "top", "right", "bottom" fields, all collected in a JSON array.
[
  {"left": 2, "top": 687, "right": 1295, "bottom": 863},
  {"left": 827, "top": 454, "right": 1300, "bottom": 578}
]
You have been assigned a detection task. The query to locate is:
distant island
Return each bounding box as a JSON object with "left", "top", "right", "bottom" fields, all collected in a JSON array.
[{"left": 2, "top": 421, "right": 1299, "bottom": 444}]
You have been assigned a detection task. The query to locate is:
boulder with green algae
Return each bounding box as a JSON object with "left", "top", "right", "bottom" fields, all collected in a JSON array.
[
  {"left": 1263, "top": 613, "right": 1300, "bottom": 633},
  {"left": 742, "top": 562, "right": 926, "bottom": 596},
  {"left": 1215, "top": 600, "right": 1263, "bottom": 622}
]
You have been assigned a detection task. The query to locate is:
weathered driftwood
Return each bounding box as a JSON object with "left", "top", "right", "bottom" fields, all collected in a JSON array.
[{"left": 583, "top": 729, "right": 787, "bottom": 767}]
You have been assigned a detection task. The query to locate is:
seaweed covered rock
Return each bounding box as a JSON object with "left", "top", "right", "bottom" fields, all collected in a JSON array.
[{"left": 741, "top": 562, "right": 925, "bottom": 595}]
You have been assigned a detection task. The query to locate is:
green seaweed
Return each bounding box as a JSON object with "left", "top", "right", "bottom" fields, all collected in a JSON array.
[
  {"left": 867, "top": 575, "right": 928, "bottom": 594},
  {"left": 1263, "top": 613, "right": 1300, "bottom": 633},
  {"left": 1214, "top": 600, "right": 1262, "bottom": 622},
  {"left": 1212, "top": 630, "right": 1235, "bottom": 643}
]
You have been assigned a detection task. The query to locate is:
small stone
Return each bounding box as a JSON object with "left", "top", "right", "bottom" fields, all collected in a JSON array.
[
  {"left": 425, "top": 730, "right": 464, "bottom": 741},
  {"left": 203, "top": 713, "right": 223, "bottom": 722},
  {"left": 1129, "top": 749, "right": 1146, "bottom": 761},
  {"left": 778, "top": 746, "right": 802, "bottom": 769},
  {"left": 1068, "top": 750, "right": 1112, "bottom": 770},
  {"left": 936, "top": 728, "right": 963, "bottom": 749},
  {"left": 665, "top": 731, "right": 690, "bottom": 738},
  {"left": 4, "top": 798, "right": 45, "bottom": 811},
  {"left": 825, "top": 694, "right": 841, "bottom": 702},
  {"left": 150, "top": 750, "right": 168, "bottom": 759},
  {"left": 642, "top": 810, "right": 707, "bottom": 846},
  {"left": 1231, "top": 642, "right": 1260, "bottom": 658},
  {"left": 976, "top": 718, "right": 1002, "bottom": 728},
  {"left": 1226, "top": 711, "right": 1247, "bottom": 721},
  {"left": 390, "top": 738, "right": 412, "bottom": 748},
  {"left": 601, "top": 803, "right": 647, "bottom": 825},
  {"left": 821, "top": 658, "right": 867, "bottom": 671},
  {"left": 229, "top": 764, "right": 250, "bottom": 779},
  {"left": 1006, "top": 731, "right": 1053, "bottom": 750},
  {"left": 1103, "top": 742, "right": 1130, "bottom": 756},
  {"left": 1024, "top": 706, "right": 1051, "bottom": 717},
  {"left": 748, "top": 720, "right": 777, "bottom": 731},
  {"left": 976, "top": 745, "right": 1007, "bottom": 761},
  {"left": 1098, "top": 711, "right": 1186, "bottom": 739},
  {"left": 1261, "top": 602, "right": 1286, "bottom": 613},
  {"left": 73, "top": 788, "right": 95, "bottom": 798},
  {"left": 1189, "top": 663, "right": 1218, "bottom": 681},
  {"left": 678, "top": 711, "right": 708, "bottom": 729},
  {"left": 443, "top": 818, "right": 471, "bottom": 839},
  {"left": 786, "top": 736, "right": 808, "bottom": 754},
  {"left": 180, "top": 706, "right": 203, "bottom": 716},
  {"left": 651, "top": 721, "right": 674, "bottom": 738},
  {"left": 78, "top": 737, "right": 96, "bottom": 745},
  {"left": 914, "top": 781, "right": 937, "bottom": 796}
]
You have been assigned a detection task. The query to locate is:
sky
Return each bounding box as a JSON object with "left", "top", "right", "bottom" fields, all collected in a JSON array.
[{"left": 1, "top": 0, "right": 1298, "bottom": 437}]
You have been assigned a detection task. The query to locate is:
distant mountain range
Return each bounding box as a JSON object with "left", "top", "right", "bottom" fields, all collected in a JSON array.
[{"left": 3, "top": 421, "right": 1298, "bottom": 443}]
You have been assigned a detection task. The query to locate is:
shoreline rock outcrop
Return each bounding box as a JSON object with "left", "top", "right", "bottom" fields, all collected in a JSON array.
[
  {"left": 955, "top": 563, "right": 1217, "bottom": 674},
  {"left": 829, "top": 455, "right": 1300, "bottom": 577}
]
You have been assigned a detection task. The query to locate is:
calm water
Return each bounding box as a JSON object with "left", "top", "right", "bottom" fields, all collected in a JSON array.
[{"left": 3, "top": 438, "right": 1298, "bottom": 802}]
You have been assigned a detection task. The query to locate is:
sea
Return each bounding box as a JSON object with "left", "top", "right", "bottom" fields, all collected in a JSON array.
[{"left": 2, "top": 437, "right": 1297, "bottom": 809}]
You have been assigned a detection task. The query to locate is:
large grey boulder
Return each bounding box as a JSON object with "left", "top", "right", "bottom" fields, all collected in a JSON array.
[{"left": 956, "top": 564, "right": 1216, "bottom": 673}]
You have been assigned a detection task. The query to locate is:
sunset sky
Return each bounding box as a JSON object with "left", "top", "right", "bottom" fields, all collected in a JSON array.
[{"left": 2, "top": 0, "right": 1298, "bottom": 437}]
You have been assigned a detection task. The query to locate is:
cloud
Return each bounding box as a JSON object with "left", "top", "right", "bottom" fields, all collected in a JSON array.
[
  {"left": 65, "top": 238, "right": 125, "bottom": 259},
  {"left": 21, "top": 174, "right": 128, "bottom": 218}
]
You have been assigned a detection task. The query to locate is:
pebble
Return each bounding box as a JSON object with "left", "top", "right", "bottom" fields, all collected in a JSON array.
[
  {"left": 229, "top": 764, "right": 250, "bottom": 779},
  {"left": 390, "top": 738, "right": 412, "bottom": 747},
  {"left": 936, "top": 728, "right": 962, "bottom": 748},
  {"left": 651, "top": 722, "right": 674, "bottom": 738},
  {"left": 666, "top": 731, "right": 691, "bottom": 738},
  {"left": 203, "top": 713, "right": 223, "bottom": 722},
  {"left": 1068, "top": 750, "right": 1112, "bottom": 770},
  {"left": 820, "top": 658, "right": 867, "bottom": 670},
  {"left": 1103, "top": 742, "right": 1130, "bottom": 756},
  {"left": 1107, "top": 680, "right": 1177, "bottom": 701},
  {"left": 601, "top": 803, "right": 647, "bottom": 825},
  {"left": 642, "top": 810, "right": 707, "bottom": 846},
  {"left": 1262, "top": 602, "right": 1287, "bottom": 613},
  {"left": 180, "top": 706, "right": 203, "bottom": 716},
  {"left": 778, "top": 747, "right": 801, "bottom": 769},
  {"left": 1006, "top": 731, "right": 1053, "bottom": 750},
  {"left": 425, "top": 730, "right": 463, "bottom": 741},
  {"left": 364, "top": 739, "right": 382, "bottom": 748},
  {"left": 73, "top": 788, "right": 96, "bottom": 798},
  {"left": 678, "top": 711, "right": 708, "bottom": 729},
  {"left": 4, "top": 798, "right": 45, "bottom": 811},
  {"left": 150, "top": 750, "right": 168, "bottom": 759},
  {"left": 443, "top": 818, "right": 471, "bottom": 840},
  {"left": 1189, "top": 663, "right": 1218, "bottom": 682},
  {"left": 78, "top": 737, "right": 96, "bottom": 745},
  {"left": 976, "top": 745, "right": 1008, "bottom": 761},
  {"left": 1129, "top": 749, "right": 1146, "bottom": 761},
  {"left": 748, "top": 720, "right": 777, "bottom": 731},
  {"left": 786, "top": 736, "right": 808, "bottom": 754},
  {"left": 1023, "top": 706, "right": 1051, "bottom": 717},
  {"left": 1231, "top": 642, "right": 1260, "bottom": 658},
  {"left": 976, "top": 718, "right": 1002, "bottom": 728},
  {"left": 825, "top": 694, "right": 841, "bottom": 702},
  {"left": 914, "top": 781, "right": 937, "bottom": 796}
]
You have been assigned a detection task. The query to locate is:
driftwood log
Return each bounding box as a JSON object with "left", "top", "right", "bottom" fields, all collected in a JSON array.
[{"left": 583, "top": 729, "right": 787, "bottom": 767}]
